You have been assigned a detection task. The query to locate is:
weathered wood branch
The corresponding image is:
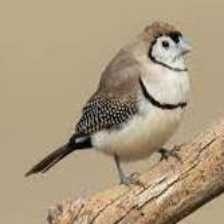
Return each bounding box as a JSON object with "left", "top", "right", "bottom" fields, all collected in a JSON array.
[{"left": 47, "top": 119, "right": 224, "bottom": 224}]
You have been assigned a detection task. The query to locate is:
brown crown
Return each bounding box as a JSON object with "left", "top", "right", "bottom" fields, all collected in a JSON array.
[{"left": 142, "top": 21, "right": 180, "bottom": 42}]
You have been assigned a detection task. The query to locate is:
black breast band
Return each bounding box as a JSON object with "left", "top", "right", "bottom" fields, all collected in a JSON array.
[{"left": 139, "top": 77, "right": 187, "bottom": 110}]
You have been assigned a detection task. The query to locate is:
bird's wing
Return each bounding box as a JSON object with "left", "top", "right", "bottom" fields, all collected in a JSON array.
[
  {"left": 75, "top": 49, "right": 141, "bottom": 136},
  {"left": 75, "top": 95, "right": 137, "bottom": 135},
  {"left": 25, "top": 50, "right": 142, "bottom": 176}
]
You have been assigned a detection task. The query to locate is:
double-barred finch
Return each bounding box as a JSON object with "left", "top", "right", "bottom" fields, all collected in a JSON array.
[{"left": 25, "top": 21, "right": 192, "bottom": 185}]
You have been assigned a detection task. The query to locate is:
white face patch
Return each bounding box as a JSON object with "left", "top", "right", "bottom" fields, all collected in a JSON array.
[{"left": 150, "top": 35, "right": 187, "bottom": 71}]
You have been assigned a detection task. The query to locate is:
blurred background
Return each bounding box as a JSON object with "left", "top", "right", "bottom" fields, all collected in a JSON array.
[{"left": 1, "top": 0, "right": 224, "bottom": 223}]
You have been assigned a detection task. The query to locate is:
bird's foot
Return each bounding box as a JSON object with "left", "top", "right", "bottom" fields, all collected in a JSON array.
[
  {"left": 158, "top": 147, "right": 182, "bottom": 163},
  {"left": 120, "top": 172, "right": 145, "bottom": 188}
]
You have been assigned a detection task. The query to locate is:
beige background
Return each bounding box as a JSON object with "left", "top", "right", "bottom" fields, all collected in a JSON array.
[{"left": 1, "top": 0, "right": 224, "bottom": 223}]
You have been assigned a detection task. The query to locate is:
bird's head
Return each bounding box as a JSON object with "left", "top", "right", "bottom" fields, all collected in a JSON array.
[{"left": 139, "top": 21, "right": 192, "bottom": 72}]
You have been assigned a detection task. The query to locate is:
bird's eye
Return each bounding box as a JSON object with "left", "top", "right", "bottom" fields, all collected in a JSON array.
[{"left": 162, "top": 41, "right": 169, "bottom": 49}]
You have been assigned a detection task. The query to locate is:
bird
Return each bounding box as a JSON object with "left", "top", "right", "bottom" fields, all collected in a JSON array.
[{"left": 25, "top": 21, "right": 192, "bottom": 185}]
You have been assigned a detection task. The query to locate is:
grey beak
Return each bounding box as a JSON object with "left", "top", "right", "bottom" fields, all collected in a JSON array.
[{"left": 179, "top": 37, "right": 192, "bottom": 55}]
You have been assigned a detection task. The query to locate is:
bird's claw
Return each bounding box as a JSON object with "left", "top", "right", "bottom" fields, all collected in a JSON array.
[
  {"left": 159, "top": 148, "right": 182, "bottom": 163},
  {"left": 120, "top": 172, "right": 146, "bottom": 188}
]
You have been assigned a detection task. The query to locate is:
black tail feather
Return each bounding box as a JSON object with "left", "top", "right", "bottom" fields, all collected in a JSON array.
[
  {"left": 25, "top": 144, "right": 74, "bottom": 177},
  {"left": 25, "top": 135, "right": 92, "bottom": 177}
]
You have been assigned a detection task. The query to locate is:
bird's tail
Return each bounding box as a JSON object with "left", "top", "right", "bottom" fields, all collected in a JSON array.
[{"left": 25, "top": 135, "right": 91, "bottom": 177}]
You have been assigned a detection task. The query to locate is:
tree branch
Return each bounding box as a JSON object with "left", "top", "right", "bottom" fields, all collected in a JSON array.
[{"left": 46, "top": 119, "right": 224, "bottom": 224}]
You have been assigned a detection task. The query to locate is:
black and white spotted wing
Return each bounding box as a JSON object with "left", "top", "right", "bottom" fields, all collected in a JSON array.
[{"left": 75, "top": 96, "right": 138, "bottom": 136}]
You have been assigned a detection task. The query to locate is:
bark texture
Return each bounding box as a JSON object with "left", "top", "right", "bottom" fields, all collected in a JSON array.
[{"left": 47, "top": 119, "right": 224, "bottom": 224}]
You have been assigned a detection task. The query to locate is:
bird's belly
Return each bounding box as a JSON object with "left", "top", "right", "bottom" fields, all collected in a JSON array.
[{"left": 92, "top": 106, "right": 183, "bottom": 161}]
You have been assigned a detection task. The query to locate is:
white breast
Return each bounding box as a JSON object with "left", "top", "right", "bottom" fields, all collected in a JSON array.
[
  {"left": 92, "top": 102, "right": 183, "bottom": 161},
  {"left": 92, "top": 67, "right": 190, "bottom": 161}
]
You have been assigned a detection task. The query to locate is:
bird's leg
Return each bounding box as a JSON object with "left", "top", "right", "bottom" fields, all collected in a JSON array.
[
  {"left": 158, "top": 147, "right": 182, "bottom": 162},
  {"left": 114, "top": 154, "right": 144, "bottom": 187}
]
